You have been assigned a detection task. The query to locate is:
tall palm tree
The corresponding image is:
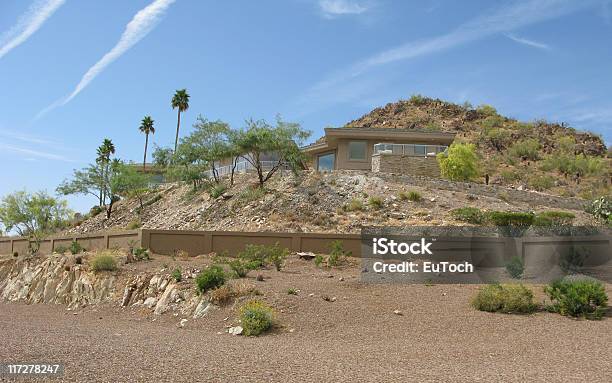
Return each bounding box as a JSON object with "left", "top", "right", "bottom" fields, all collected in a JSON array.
[
  {"left": 171, "top": 89, "right": 190, "bottom": 154},
  {"left": 139, "top": 116, "right": 155, "bottom": 171},
  {"left": 96, "top": 139, "right": 115, "bottom": 206}
]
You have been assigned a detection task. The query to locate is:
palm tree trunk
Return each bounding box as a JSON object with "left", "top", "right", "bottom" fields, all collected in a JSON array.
[
  {"left": 174, "top": 109, "right": 181, "bottom": 154},
  {"left": 143, "top": 133, "right": 149, "bottom": 171}
]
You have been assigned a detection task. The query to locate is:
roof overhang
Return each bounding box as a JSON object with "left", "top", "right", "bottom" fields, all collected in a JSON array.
[{"left": 324, "top": 127, "right": 456, "bottom": 143}]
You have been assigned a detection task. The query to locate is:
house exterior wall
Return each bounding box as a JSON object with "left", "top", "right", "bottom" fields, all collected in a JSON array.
[{"left": 372, "top": 153, "right": 441, "bottom": 177}]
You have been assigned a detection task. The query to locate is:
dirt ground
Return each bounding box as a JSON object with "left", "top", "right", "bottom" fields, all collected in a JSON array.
[{"left": 1, "top": 256, "right": 611, "bottom": 382}]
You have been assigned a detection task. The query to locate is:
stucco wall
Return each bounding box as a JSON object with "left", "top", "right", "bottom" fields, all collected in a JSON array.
[{"left": 372, "top": 153, "right": 441, "bottom": 177}]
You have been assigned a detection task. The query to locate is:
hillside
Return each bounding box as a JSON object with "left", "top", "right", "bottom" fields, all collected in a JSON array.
[
  {"left": 67, "top": 170, "right": 597, "bottom": 235},
  {"left": 345, "top": 95, "right": 610, "bottom": 199}
]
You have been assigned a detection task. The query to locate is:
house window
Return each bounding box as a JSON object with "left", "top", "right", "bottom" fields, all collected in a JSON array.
[
  {"left": 317, "top": 152, "right": 335, "bottom": 171},
  {"left": 348, "top": 141, "right": 367, "bottom": 160}
]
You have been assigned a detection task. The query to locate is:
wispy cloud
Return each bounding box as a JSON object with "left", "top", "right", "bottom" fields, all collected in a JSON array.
[
  {"left": 37, "top": 0, "right": 176, "bottom": 118},
  {"left": 0, "top": 128, "right": 59, "bottom": 146},
  {"left": 319, "top": 0, "right": 370, "bottom": 18},
  {"left": 0, "top": 0, "right": 65, "bottom": 59},
  {"left": 299, "top": 0, "right": 598, "bottom": 108},
  {"left": 0, "top": 142, "right": 73, "bottom": 162},
  {"left": 506, "top": 33, "right": 551, "bottom": 50}
]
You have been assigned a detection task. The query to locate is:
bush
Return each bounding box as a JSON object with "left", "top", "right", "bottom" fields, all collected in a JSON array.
[
  {"left": 54, "top": 245, "right": 69, "bottom": 254},
  {"left": 287, "top": 287, "right": 298, "bottom": 295},
  {"left": 437, "top": 143, "right": 478, "bottom": 181},
  {"left": 314, "top": 254, "right": 324, "bottom": 267},
  {"left": 69, "top": 240, "right": 83, "bottom": 255},
  {"left": 528, "top": 175, "right": 554, "bottom": 191},
  {"left": 266, "top": 245, "right": 289, "bottom": 271},
  {"left": 126, "top": 217, "right": 142, "bottom": 230},
  {"left": 91, "top": 254, "right": 117, "bottom": 273},
  {"left": 210, "top": 285, "right": 233, "bottom": 306},
  {"left": 472, "top": 284, "right": 537, "bottom": 314},
  {"left": 544, "top": 278, "right": 608, "bottom": 319},
  {"left": 451, "top": 207, "right": 485, "bottom": 224},
  {"left": 399, "top": 190, "right": 421, "bottom": 202},
  {"left": 509, "top": 139, "right": 540, "bottom": 161},
  {"left": 559, "top": 246, "right": 587, "bottom": 274},
  {"left": 209, "top": 183, "right": 227, "bottom": 199},
  {"left": 171, "top": 268, "right": 182, "bottom": 282},
  {"left": 409, "top": 94, "right": 428, "bottom": 105},
  {"left": 328, "top": 240, "right": 350, "bottom": 267},
  {"left": 500, "top": 169, "right": 521, "bottom": 182},
  {"left": 586, "top": 196, "right": 611, "bottom": 224},
  {"left": 486, "top": 211, "right": 535, "bottom": 227},
  {"left": 343, "top": 198, "right": 364, "bottom": 212},
  {"left": 195, "top": 265, "right": 226, "bottom": 293},
  {"left": 368, "top": 196, "right": 383, "bottom": 209},
  {"left": 482, "top": 127, "right": 510, "bottom": 151},
  {"left": 238, "top": 243, "right": 289, "bottom": 271},
  {"left": 132, "top": 247, "right": 150, "bottom": 261},
  {"left": 239, "top": 187, "right": 266, "bottom": 203},
  {"left": 240, "top": 300, "right": 275, "bottom": 336},
  {"left": 229, "top": 259, "right": 253, "bottom": 278},
  {"left": 476, "top": 104, "right": 498, "bottom": 116},
  {"left": 89, "top": 205, "right": 103, "bottom": 217},
  {"left": 505, "top": 256, "right": 524, "bottom": 279},
  {"left": 534, "top": 211, "right": 575, "bottom": 226}
]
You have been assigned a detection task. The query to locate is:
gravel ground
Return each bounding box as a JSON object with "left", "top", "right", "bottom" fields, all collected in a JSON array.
[{"left": 1, "top": 259, "right": 611, "bottom": 382}]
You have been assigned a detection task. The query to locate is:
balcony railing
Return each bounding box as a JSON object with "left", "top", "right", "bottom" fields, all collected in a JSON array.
[
  {"left": 373, "top": 143, "right": 448, "bottom": 157},
  {"left": 203, "top": 160, "right": 289, "bottom": 179}
]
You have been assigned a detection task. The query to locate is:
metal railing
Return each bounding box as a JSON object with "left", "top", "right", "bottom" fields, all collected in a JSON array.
[
  {"left": 203, "top": 160, "right": 288, "bottom": 179},
  {"left": 373, "top": 143, "right": 448, "bottom": 157}
]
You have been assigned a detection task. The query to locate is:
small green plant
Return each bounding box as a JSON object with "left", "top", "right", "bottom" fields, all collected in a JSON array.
[
  {"left": 328, "top": 240, "right": 350, "bottom": 267},
  {"left": 229, "top": 258, "right": 256, "bottom": 278},
  {"left": 314, "top": 254, "right": 324, "bottom": 267},
  {"left": 534, "top": 211, "right": 575, "bottom": 226},
  {"left": 195, "top": 265, "right": 226, "bottom": 293},
  {"left": 527, "top": 175, "right": 554, "bottom": 191},
  {"left": 544, "top": 278, "right": 608, "bottom": 319},
  {"left": 343, "top": 198, "right": 364, "bottom": 212},
  {"left": 54, "top": 245, "right": 69, "bottom": 254},
  {"left": 266, "top": 245, "right": 289, "bottom": 271},
  {"left": 471, "top": 284, "right": 537, "bottom": 314},
  {"left": 399, "top": 190, "right": 422, "bottom": 202},
  {"left": 126, "top": 217, "right": 142, "bottom": 230},
  {"left": 505, "top": 256, "right": 524, "bottom": 279},
  {"left": 69, "top": 240, "right": 83, "bottom": 255},
  {"left": 509, "top": 138, "right": 540, "bottom": 161},
  {"left": 287, "top": 287, "right": 298, "bottom": 295},
  {"left": 89, "top": 205, "right": 103, "bottom": 217},
  {"left": 171, "top": 268, "right": 182, "bottom": 282},
  {"left": 586, "top": 196, "right": 611, "bottom": 224},
  {"left": 91, "top": 254, "right": 117, "bottom": 273},
  {"left": 209, "top": 183, "right": 227, "bottom": 199},
  {"left": 237, "top": 243, "right": 289, "bottom": 271},
  {"left": 239, "top": 187, "right": 266, "bottom": 204},
  {"left": 132, "top": 247, "right": 150, "bottom": 261},
  {"left": 486, "top": 211, "right": 534, "bottom": 227},
  {"left": 368, "top": 196, "right": 383, "bottom": 210},
  {"left": 451, "top": 207, "right": 485, "bottom": 224},
  {"left": 240, "top": 300, "right": 275, "bottom": 336}
]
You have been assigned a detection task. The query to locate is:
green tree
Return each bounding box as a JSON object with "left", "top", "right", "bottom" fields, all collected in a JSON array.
[
  {"left": 96, "top": 139, "right": 116, "bottom": 205},
  {"left": 152, "top": 144, "right": 173, "bottom": 168},
  {"left": 171, "top": 89, "right": 190, "bottom": 154},
  {"left": 231, "top": 117, "right": 310, "bottom": 187},
  {"left": 111, "top": 163, "right": 152, "bottom": 210},
  {"left": 185, "top": 116, "right": 233, "bottom": 184},
  {"left": 437, "top": 142, "right": 479, "bottom": 181},
  {"left": 168, "top": 139, "right": 208, "bottom": 190},
  {"left": 0, "top": 191, "right": 71, "bottom": 253},
  {"left": 57, "top": 165, "right": 105, "bottom": 206},
  {"left": 139, "top": 116, "right": 155, "bottom": 171}
]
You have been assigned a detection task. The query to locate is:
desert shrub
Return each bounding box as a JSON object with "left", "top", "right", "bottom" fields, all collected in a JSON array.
[
  {"left": 343, "top": 198, "right": 364, "bottom": 212},
  {"left": 399, "top": 190, "right": 421, "bottom": 202},
  {"left": 437, "top": 143, "right": 478, "bottom": 181},
  {"left": 328, "top": 240, "right": 350, "bottom": 267},
  {"left": 451, "top": 207, "right": 485, "bottom": 224},
  {"left": 409, "top": 94, "right": 428, "bottom": 105},
  {"left": 486, "top": 211, "right": 535, "bottom": 227},
  {"left": 368, "top": 196, "right": 383, "bottom": 210},
  {"left": 69, "top": 240, "right": 83, "bottom": 255},
  {"left": 528, "top": 175, "right": 554, "bottom": 191},
  {"left": 210, "top": 285, "right": 233, "bottom": 306},
  {"left": 586, "top": 196, "right": 611, "bottom": 223},
  {"left": 209, "top": 183, "right": 227, "bottom": 199},
  {"left": 91, "top": 254, "right": 117, "bottom": 273},
  {"left": 559, "top": 246, "right": 588, "bottom": 274},
  {"left": 472, "top": 284, "right": 536, "bottom": 314},
  {"left": 240, "top": 300, "right": 275, "bottom": 336},
  {"left": 238, "top": 243, "right": 289, "bottom": 271},
  {"left": 229, "top": 259, "right": 253, "bottom": 278},
  {"left": 132, "top": 247, "right": 150, "bottom": 261},
  {"left": 509, "top": 139, "right": 540, "bottom": 161},
  {"left": 171, "top": 268, "right": 182, "bottom": 282},
  {"left": 89, "top": 205, "right": 103, "bottom": 217},
  {"left": 544, "top": 278, "right": 608, "bottom": 319},
  {"left": 266, "top": 245, "right": 289, "bottom": 271},
  {"left": 126, "top": 217, "right": 142, "bottom": 230},
  {"left": 239, "top": 187, "right": 266, "bottom": 203},
  {"left": 314, "top": 254, "right": 324, "bottom": 267},
  {"left": 534, "top": 211, "right": 575, "bottom": 226},
  {"left": 54, "top": 245, "right": 69, "bottom": 254},
  {"left": 482, "top": 127, "right": 510, "bottom": 151},
  {"left": 287, "top": 287, "right": 298, "bottom": 295},
  {"left": 476, "top": 104, "right": 498, "bottom": 117},
  {"left": 505, "top": 256, "right": 524, "bottom": 279},
  {"left": 424, "top": 121, "right": 442, "bottom": 131},
  {"left": 195, "top": 265, "right": 226, "bottom": 293},
  {"left": 500, "top": 170, "right": 521, "bottom": 182}
]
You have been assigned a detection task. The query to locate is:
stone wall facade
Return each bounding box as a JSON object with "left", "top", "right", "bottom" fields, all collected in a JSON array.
[{"left": 372, "top": 153, "right": 440, "bottom": 177}]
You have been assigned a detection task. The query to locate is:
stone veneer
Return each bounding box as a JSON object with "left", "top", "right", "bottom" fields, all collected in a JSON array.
[{"left": 372, "top": 153, "right": 440, "bottom": 177}]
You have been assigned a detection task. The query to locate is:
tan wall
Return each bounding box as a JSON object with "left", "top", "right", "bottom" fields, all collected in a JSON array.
[
  {"left": 0, "top": 231, "right": 139, "bottom": 255},
  {"left": 372, "top": 153, "right": 441, "bottom": 177}
]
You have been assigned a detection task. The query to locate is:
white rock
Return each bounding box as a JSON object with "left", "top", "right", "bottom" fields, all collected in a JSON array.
[
  {"left": 143, "top": 297, "right": 157, "bottom": 308},
  {"left": 228, "top": 326, "right": 243, "bottom": 335},
  {"left": 393, "top": 309, "right": 403, "bottom": 316},
  {"left": 179, "top": 319, "right": 188, "bottom": 327},
  {"left": 193, "top": 300, "right": 213, "bottom": 319}
]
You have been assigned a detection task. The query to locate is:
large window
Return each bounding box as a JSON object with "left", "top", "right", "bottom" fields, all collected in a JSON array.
[
  {"left": 348, "top": 141, "right": 367, "bottom": 160},
  {"left": 317, "top": 152, "right": 335, "bottom": 171}
]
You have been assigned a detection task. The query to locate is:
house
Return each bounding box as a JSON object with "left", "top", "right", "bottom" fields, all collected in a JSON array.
[{"left": 302, "top": 127, "right": 455, "bottom": 177}]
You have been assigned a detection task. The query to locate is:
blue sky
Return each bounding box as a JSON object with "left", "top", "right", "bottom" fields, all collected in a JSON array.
[{"left": 1, "top": 0, "right": 611, "bottom": 214}]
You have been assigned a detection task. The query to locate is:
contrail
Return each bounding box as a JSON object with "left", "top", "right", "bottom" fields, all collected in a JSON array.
[
  {"left": 0, "top": 0, "right": 66, "bottom": 59},
  {"left": 38, "top": 0, "right": 176, "bottom": 118}
]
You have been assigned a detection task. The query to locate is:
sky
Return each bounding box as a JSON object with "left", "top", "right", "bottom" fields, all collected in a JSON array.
[{"left": 0, "top": 0, "right": 611, "bottom": 214}]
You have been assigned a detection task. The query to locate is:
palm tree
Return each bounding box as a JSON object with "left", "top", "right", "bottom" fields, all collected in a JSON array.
[
  {"left": 139, "top": 116, "right": 155, "bottom": 171},
  {"left": 171, "top": 89, "right": 190, "bottom": 154},
  {"left": 96, "top": 139, "right": 115, "bottom": 205}
]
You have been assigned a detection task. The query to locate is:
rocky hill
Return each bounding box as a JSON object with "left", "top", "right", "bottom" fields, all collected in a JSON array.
[{"left": 345, "top": 95, "right": 610, "bottom": 199}]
